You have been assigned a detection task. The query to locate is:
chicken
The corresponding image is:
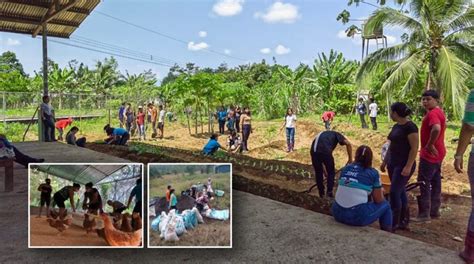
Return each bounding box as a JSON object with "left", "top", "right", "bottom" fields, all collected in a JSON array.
[
  {"left": 49, "top": 209, "right": 67, "bottom": 220},
  {"left": 120, "top": 213, "right": 133, "bottom": 233},
  {"left": 83, "top": 213, "right": 97, "bottom": 234},
  {"left": 47, "top": 218, "right": 71, "bottom": 232},
  {"left": 132, "top": 212, "right": 142, "bottom": 231},
  {"left": 100, "top": 213, "right": 142, "bottom": 247}
]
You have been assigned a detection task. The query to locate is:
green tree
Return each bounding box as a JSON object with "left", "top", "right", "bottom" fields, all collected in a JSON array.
[
  {"left": 0, "top": 51, "right": 26, "bottom": 76},
  {"left": 357, "top": 0, "right": 474, "bottom": 117}
]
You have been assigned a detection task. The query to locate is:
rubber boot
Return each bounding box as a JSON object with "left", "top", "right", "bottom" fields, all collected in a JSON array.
[
  {"left": 460, "top": 230, "right": 474, "bottom": 264},
  {"left": 398, "top": 205, "right": 410, "bottom": 230},
  {"left": 391, "top": 208, "right": 401, "bottom": 232}
]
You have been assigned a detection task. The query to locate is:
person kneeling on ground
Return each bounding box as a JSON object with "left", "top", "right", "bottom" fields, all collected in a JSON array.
[
  {"left": 203, "top": 134, "right": 224, "bottom": 155},
  {"left": 107, "top": 200, "right": 127, "bottom": 219},
  {"left": 0, "top": 134, "right": 44, "bottom": 167},
  {"left": 227, "top": 131, "right": 241, "bottom": 153},
  {"left": 195, "top": 192, "right": 210, "bottom": 212},
  {"left": 66, "top": 126, "right": 86, "bottom": 147},
  {"left": 332, "top": 145, "right": 393, "bottom": 232},
  {"left": 105, "top": 126, "right": 130, "bottom": 145}
]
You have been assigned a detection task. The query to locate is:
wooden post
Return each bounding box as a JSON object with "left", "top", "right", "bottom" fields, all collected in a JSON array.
[
  {"left": 42, "top": 24, "right": 48, "bottom": 96},
  {"left": 2, "top": 159, "right": 14, "bottom": 192},
  {"left": 3, "top": 91, "right": 6, "bottom": 129}
]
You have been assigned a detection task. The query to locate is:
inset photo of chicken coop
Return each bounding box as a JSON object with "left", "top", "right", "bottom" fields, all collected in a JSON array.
[
  {"left": 148, "top": 163, "right": 232, "bottom": 248},
  {"left": 28, "top": 163, "right": 143, "bottom": 248}
]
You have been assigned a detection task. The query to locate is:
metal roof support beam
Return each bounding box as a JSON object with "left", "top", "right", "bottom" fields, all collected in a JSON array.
[
  {"left": 0, "top": 15, "right": 80, "bottom": 28},
  {"left": 32, "top": 0, "right": 79, "bottom": 38}
]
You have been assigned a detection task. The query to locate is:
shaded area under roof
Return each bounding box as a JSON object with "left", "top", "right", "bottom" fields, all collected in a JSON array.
[
  {"left": 31, "top": 164, "right": 126, "bottom": 185},
  {"left": 0, "top": 0, "right": 100, "bottom": 38}
]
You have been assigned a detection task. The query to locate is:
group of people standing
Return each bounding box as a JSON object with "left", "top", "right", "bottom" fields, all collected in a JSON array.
[
  {"left": 316, "top": 90, "right": 453, "bottom": 247},
  {"left": 118, "top": 102, "right": 168, "bottom": 141},
  {"left": 357, "top": 97, "right": 379, "bottom": 130}
]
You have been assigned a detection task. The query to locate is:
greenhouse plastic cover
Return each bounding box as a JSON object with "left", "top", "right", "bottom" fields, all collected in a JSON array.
[{"left": 31, "top": 164, "right": 132, "bottom": 185}]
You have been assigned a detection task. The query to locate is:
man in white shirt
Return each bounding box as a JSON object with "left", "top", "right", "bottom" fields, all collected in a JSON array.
[
  {"left": 158, "top": 105, "right": 165, "bottom": 139},
  {"left": 368, "top": 98, "right": 378, "bottom": 130}
]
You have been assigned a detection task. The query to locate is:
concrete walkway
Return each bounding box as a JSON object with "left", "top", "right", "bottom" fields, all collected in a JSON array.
[{"left": 0, "top": 142, "right": 463, "bottom": 263}]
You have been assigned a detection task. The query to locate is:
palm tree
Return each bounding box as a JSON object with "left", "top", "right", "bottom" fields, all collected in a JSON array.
[
  {"left": 357, "top": 0, "right": 474, "bottom": 117},
  {"left": 278, "top": 64, "right": 308, "bottom": 113},
  {"left": 48, "top": 63, "right": 74, "bottom": 110}
]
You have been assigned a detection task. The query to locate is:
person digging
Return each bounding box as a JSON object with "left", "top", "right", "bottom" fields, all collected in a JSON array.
[{"left": 310, "top": 130, "right": 352, "bottom": 198}]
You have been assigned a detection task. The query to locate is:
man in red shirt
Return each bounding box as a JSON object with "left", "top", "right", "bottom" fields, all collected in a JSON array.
[
  {"left": 321, "top": 111, "right": 335, "bottom": 130},
  {"left": 415, "top": 90, "right": 446, "bottom": 222},
  {"left": 55, "top": 117, "right": 73, "bottom": 141}
]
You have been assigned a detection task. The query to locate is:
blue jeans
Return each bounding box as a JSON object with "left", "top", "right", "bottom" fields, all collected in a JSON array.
[
  {"left": 388, "top": 163, "right": 416, "bottom": 211},
  {"left": 286, "top": 127, "right": 295, "bottom": 148},
  {"left": 332, "top": 201, "right": 392, "bottom": 229},
  {"left": 138, "top": 124, "right": 145, "bottom": 139}
]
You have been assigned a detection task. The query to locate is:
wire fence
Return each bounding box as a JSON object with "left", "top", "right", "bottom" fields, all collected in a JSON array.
[{"left": 0, "top": 91, "right": 160, "bottom": 141}]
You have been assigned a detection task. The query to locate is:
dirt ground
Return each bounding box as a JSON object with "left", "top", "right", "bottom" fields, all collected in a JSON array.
[
  {"left": 29, "top": 216, "right": 108, "bottom": 247},
  {"left": 149, "top": 217, "right": 231, "bottom": 247},
  {"left": 85, "top": 118, "right": 471, "bottom": 251}
]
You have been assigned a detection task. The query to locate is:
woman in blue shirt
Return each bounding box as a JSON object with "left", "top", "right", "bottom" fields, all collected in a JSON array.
[
  {"left": 105, "top": 126, "right": 130, "bottom": 145},
  {"left": 332, "top": 145, "right": 392, "bottom": 231},
  {"left": 203, "top": 134, "right": 223, "bottom": 155}
]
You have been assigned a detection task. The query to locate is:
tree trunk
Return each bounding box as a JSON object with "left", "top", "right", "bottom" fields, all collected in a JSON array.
[
  {"left": 186, "top": 108, "right": 191, "bottom": 135},
  {"left": 200, "top": 108, "right": 204, "bottom": 134},
  {"left": 195, "top": 103, "right": 198, "bottom": 135}
]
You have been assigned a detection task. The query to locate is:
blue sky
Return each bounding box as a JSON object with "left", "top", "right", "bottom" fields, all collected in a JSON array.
[{"left": 0, "top": 0, "right": 404, "bottom": 80}]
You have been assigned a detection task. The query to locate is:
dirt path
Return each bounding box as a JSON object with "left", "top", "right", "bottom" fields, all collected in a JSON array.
[{"left": 87, "top": 142, "right": 470, "bottom": 251}]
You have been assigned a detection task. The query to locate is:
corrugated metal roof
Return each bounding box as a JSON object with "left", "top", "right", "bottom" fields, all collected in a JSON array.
[
  {"left": 31, "top": 164, "right": 127, "bottom": 185},
  {"left": 0, "top": 0, "right": 100, "bottom": 38}
]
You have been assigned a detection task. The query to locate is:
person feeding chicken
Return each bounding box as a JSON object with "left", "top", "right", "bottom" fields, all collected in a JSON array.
[{"left": 52, "top": 183, "right": 81, "bottom": 218}]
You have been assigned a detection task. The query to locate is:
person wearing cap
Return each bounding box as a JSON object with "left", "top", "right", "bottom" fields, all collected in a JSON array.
[
  {"left": 55, "top": 117, "right": 73, "bottom": 141},
  {"left": 136, "top": 106, "right": 146, "bottom": 141}
]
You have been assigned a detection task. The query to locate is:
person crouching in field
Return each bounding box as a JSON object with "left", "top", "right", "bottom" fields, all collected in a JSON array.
[
  {"left": 310, "top": 130, "right": 352, "bottom": 198},
  {"left": 227, "top": 131, "right": 241, "bottom": 153},
  {"left": 203, "top": 134, "right": 224, "bottom": 155},
  {"left": 66, "top": 126, "right": 86, "bottom": 147},
  {"left": 37, "top": 178, "right": 52, "bottom": 218},
  {"left": 321, "top": 111, "right": 335, "bottom": 130},
  {"left": 55, "top": 117, "right": 73, "bottom": 141},
  {"left": 105, "top": 126, "right": 130, "bottom": 145},
  {"left": 332, "top": 145, "right": 393, "bottom": 232}
]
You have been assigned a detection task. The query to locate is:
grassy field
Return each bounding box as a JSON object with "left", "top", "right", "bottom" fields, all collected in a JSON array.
[{"left": 149, "top": 171, "right": 231, "bottom": 210}]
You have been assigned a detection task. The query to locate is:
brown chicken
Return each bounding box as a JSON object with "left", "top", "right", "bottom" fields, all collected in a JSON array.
[
  {"left": 83, "top": 213, "right": 97, "bottom": 234},
  {"left": 132, "top": 212, "right": 142, "bottom": 231},
  {"left": 49, "top": 209, "right": 67, "bottom": 220},
  {"left": 120, "top": 213, "right": 133, "bottom": 233},
  {"left": 100, "top": 213, "right": 142, "bottom": 247},
  {"left": 47, "top": 218, "right": 70, "bottom": 232}
]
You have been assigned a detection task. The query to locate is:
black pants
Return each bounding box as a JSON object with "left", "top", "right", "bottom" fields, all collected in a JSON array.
[
  {"left": 310, "top": 151, "right": 336, "bottom": 197},
  {"left": 359, "top": 114, "right": 368, "bottom": 129},
  {"left": 218, "top": 120, "right": 226, "bottom": 134},
  {"left": 235, "top": 117, "right": 240, "bottom": 132},
  {"left": 76, "top": 137, "right": 87, "bottom": 147},
  {"left": 117, "top": 133, "right": 130, "bottom": 145},
  {"left": 370, "top": 117, "right": 377, "bottom": 130},
  {"left": 417, "top": 158, "right": 442, "bottom": 217},
  {"left": 241, "top": 124, "right": 251, "bottom": 151},
  {"left": 12, "top": 146, "right": 38, "bottom": 167},
  {"left": 42, "top": 116, "right": 55, "bottom": 142},
  {"left": 324, "top": 120, "right": 331, "bottom": 130}
]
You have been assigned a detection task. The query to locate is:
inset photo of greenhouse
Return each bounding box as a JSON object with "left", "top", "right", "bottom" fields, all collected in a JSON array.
[
  {"left": 148, "top": 163, "right": 232, "bottom": 248},
  {"left": 28, "top": 163, "right": 143, "bottom": 248}
]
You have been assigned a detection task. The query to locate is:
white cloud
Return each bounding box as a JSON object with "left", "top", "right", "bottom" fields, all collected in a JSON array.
[
  {"left": 337, "top": 30, "right": 397, "bottom": 46},
  {"left": 275, "top": 44, "right": 290, "bottom": 55},
  {"left": 187, "top": 41, "right": 209, "bottom": 51},
  {"left": 199, "top": 31, "right": 207, "bottom": 38},
  {"left": 224, "top": 49, "right": 231, "bottom": 54},
  {"left": 260, "top": 48, "right": 271, "bottom": 54},
  {"left": 212, "top": 0, "right": 244, "bottom": 17},
  {"left": 254, "top": 1, "right": 300, "bottom": 24},
  {"left": 6, "top": 38, "right": 21, "bottom": 46}
]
